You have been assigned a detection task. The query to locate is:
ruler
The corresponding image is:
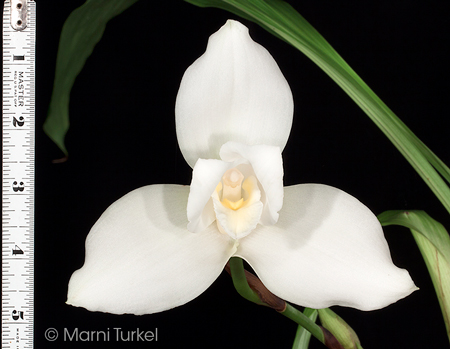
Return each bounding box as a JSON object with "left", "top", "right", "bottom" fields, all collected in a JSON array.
[{"left": 2, "top": 0, "right": 35, "bottom": 348}]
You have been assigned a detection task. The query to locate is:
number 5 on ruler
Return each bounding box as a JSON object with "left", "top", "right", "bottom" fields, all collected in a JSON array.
[{"left": 2, "top": 1, "right": 35, "bottom": 348}]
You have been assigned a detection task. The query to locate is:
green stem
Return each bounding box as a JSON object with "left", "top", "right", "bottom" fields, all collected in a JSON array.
[
  {"left": 229, "top": 257, "right": 326, "bottom": 345},
  {"left": 228, "top": 257, "right": 265, "bottom": 305},
  {"left": 292, "top": 308, "right": 319, "bottom": 349},
  {"left": 282, "top": 303, "right": 325, "bottom": 344}
]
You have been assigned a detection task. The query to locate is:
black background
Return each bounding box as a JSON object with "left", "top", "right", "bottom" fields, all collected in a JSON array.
[{"left": 16, "top": 1, "right": 450, "bottom": 348}]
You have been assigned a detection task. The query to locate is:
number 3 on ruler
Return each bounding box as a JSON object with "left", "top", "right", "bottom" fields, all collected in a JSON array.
[{"left": 2, "top": 1, "right": 36, "bottom": 348}]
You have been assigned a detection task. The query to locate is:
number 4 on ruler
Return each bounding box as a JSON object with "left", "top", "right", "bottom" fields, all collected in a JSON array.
[
  {"left": 2, "top": 1, "right": 36, "bottom": 348},
  {"left": 12, "top": 245, "right": 24, "bottom": 255}
]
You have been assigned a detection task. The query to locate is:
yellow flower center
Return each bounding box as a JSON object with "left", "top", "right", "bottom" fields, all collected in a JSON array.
[{"left": 211, "top": 167, "right": 263, "bottom": 239}]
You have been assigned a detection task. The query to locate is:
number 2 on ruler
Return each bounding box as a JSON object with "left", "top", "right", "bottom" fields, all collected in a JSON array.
[{"left": 2, "top": 1, "right": 35, "bottom": 348}]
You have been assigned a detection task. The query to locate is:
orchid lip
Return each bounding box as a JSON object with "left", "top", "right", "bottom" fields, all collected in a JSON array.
[
  {"left": 186, "top": 141, "right": 284, "bottom": 241},
  {"left": 212, "top": 166, "right": 264, "bottom": 239}
]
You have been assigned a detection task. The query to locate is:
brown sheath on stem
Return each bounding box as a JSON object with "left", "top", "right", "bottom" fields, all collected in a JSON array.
[
  {"left": 224, "top": 261, "right": 286, "bottom": 311},
  {"left": 321, "top": 327, "right": 345, "bottom": 349},
  {"left": 225, "top": 261, "right": 346, "bottom": 349}
]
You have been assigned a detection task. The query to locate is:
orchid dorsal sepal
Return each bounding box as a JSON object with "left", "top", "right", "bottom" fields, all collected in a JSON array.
[{"left": 175, "top": 19, "right": 293, "bottom": 169}]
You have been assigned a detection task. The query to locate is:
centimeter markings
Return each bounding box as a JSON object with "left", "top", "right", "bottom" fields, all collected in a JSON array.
[{"left": 2, "top": 1, "right": 35, "bottom": 349}]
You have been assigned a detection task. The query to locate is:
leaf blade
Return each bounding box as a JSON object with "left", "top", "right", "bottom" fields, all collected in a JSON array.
[
  {"left": 379, "top": 210, "right": 450, "bottom": 266},
  {"left": 44, "top": 0, "right": 139, "bottom": 155},
  {"left": 379, "top": 210, "right": 450, "bottom": 341}
]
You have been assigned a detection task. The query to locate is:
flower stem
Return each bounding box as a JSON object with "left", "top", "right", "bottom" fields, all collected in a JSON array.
[
  {"left": 227, "top": 257, "right": 343, "bottom": 348},
  {"left": 292, "top": 308, "right": 319, "bottom": 349},
  {"left": 228, "top": 257, "right": 265, "bottom": 305},
  {"left": 281, "top": 304, "right": 324, "bottom": 344}
]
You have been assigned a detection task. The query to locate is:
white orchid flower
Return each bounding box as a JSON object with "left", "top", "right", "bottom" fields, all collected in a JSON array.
[{"left": 67, "top": 20, "right": 417, "bottom": 315}]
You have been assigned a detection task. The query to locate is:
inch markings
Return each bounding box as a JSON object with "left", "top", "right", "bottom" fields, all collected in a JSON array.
[{"left": 2, "top": 1, "right": 35, "bottom": 349}]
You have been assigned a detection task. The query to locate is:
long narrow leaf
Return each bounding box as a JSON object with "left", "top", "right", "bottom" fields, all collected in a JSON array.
[
  {"left": 379, "top": 210, "right": 450, "bottom": 341},
  {"left": 184, "top": 0, "right": 450, "bottom": 214},
  {"left": 411, "top": 137, "right": 450, "bottom": 185},
  {"left": 44, "top": 0, "right": 139, "bottom": 155}
]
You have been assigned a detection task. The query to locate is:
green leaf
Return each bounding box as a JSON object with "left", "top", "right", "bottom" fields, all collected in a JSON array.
[
  {"left": 292, "top": 308, "right": 318, "bottom": 349},
  {"left": 184, "top": 0, "right": 450, "bottom": 214},
  {"left": 44, "top": 0, "right": 139, "bottom": 155},
  {"left": 379, "top": 210, "right": 450, "bottom": 342},
  {"left": 318, "top": 308, "right": 362, "bottom": 349}
]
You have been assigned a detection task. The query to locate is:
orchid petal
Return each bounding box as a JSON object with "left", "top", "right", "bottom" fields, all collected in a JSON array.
[
  {"left": 236, "top": 184, "right": 417, "bottom": 311},
  {"left": 220, "top": 141, "right": 283, "bottom": 225},
  {"left": 67, "top": 185, "right": 235, "bottom": 315},
  {"left": 175, "top": 20, "right": 293, "bottom": 168},
  {"left": 187, "top": 158, "right": 233, "bottom": 233}
]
